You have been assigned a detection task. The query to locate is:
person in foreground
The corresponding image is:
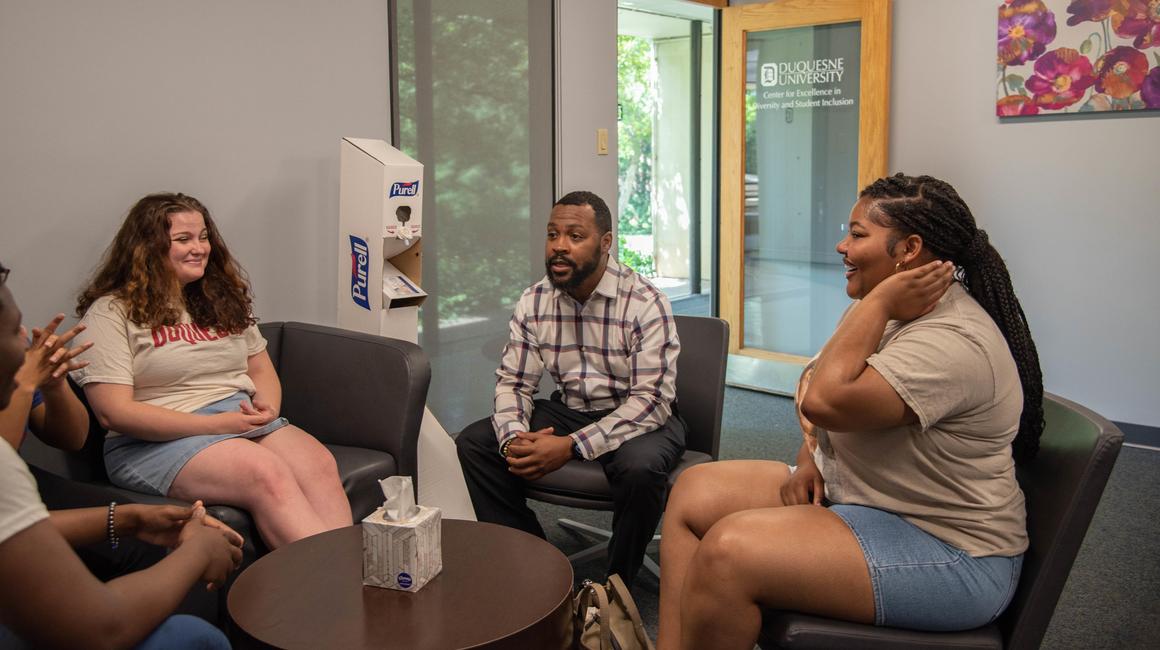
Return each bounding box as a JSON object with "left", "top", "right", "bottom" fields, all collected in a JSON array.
[
  {"left": 0, "top": 312, "right": 91, "bottom": 453},
  {"left": 0, "top": 304, "right": 179, "bottom": 581},
  {"left": 657, "top": 174, "right": 1044, "bottom": 649},
  {"left": 456, "top": 190, "right": 684, "bottom": 587},
  {"left": 0, "top": 262, "right": 243, "bottom": 649},
  {"left": 71, "top": 193, "right": 352, "bottom": 550}
]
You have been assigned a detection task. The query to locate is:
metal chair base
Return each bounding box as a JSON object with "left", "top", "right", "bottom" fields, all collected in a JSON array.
[{"left": 557, "top": 518, "right": 662, "bottom": 579}]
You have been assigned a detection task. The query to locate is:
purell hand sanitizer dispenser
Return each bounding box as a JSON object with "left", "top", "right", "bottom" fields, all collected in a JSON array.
[
  {"left": 335, "top": 138, "right": 478, "bottom": 524},
  {"left": 337, "top": 138, "right": 427, "bottom": 343}
]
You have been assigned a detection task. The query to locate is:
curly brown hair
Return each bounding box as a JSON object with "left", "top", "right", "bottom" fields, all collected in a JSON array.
[{"left": 77, "top": 193, "right": 256, "bottom": 333}]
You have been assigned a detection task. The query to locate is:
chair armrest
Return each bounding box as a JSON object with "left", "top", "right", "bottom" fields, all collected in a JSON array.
[{"left": 272, "top": 322, "right": 430, "bottom": 484}]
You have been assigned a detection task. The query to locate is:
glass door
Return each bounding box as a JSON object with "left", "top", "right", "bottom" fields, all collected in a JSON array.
[{"left": 720, "top": 0, "right": 890, "bottom": 394}]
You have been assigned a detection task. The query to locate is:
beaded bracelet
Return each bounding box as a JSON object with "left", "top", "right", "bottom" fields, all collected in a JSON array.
[{"left": 107, "top": 501, "right": 120, "bottom": 550}]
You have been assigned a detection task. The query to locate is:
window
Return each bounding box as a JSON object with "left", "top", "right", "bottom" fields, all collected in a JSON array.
[{"left": 617, "top": 0, "right": 716, "bottom": 316}]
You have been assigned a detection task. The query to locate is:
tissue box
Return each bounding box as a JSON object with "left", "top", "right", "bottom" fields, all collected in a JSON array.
[{"left": 361, "top": 505, "right": 443, "bottom": 591}]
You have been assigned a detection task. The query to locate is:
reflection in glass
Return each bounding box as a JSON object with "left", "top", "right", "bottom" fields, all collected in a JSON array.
[
  {"left": 742, "top": 22, "right": 861, "bottom": 357},
  {"left": 396, "top": 0, "right": 551, "bottom": 431}
]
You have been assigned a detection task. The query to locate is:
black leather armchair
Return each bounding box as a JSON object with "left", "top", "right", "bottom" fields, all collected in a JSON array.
[
  {"left": 19, "top": 321, "right": 429, "bottom": 618},
  {"left": 758, "top": 393, "right": 1124, "bottom": 649},
  {"left": 523, "top": 315, "right": 728, "bottom": 577}
]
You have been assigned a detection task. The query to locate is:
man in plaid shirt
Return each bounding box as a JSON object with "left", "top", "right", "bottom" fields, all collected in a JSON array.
[{"left": 455, "top": 190, "right": 685, "bottom": 587}]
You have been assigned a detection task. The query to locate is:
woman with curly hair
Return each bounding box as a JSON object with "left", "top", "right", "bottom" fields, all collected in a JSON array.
[
  {"left": 657, "top": 174, "right": 1044, "bottom": 648},
  {"left": 72, "top": 193, "right": 351, "bottom": 549}
]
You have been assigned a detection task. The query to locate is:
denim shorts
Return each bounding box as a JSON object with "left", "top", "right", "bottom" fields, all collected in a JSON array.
[
  {"left": 104, "top": 392, "right": 289, "bottom": 497},
  {"left": 830, "top": 504, "right": 1023, "bottom": 631}
]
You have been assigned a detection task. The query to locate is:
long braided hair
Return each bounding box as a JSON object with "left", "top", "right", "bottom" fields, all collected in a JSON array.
[{"left": 860, "top": 173, "right": 1044, "bottom": 463}]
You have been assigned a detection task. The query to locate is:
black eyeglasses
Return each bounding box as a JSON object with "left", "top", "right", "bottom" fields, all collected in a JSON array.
[{"left": 0, "top": 266, "right": 8, "bottom": 285}]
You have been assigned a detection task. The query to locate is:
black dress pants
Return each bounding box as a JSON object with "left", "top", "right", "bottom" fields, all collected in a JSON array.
[{"left": 455, "top": 396, "right": 685, "bottom": 587}]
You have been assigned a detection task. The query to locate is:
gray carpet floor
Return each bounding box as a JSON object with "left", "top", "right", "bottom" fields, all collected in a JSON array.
[{"left": 526, "top": 387, "right": 1160, "bottom": 648}]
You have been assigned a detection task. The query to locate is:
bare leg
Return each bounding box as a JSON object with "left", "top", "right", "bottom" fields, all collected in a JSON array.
[
  {"left": 256, "top": 426, "right": 352, "bottom": 529},
  {"left": 657, "top": 460, "right": 792, "bottom": 650},
  {"left": 169, "top": 438, "right": 328, "bottom": 548},
  {"left": 679, "top": 506, "right": 873, "bottom": 650}
]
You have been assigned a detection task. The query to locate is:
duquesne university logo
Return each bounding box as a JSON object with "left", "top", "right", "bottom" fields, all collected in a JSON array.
[
  {"left": 350, "top": 234, "right": 371, "bottom": 310},
  {"left": 389, "top": 180, "right": 420, "bottom": 198},
  {"left": 761, "top": 57, "right": 845, "bottom": 87}
]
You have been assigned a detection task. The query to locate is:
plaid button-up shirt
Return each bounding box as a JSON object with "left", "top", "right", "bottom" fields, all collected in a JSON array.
[{"left": 491, "top": 259, "right": 680, "bottom": 459}]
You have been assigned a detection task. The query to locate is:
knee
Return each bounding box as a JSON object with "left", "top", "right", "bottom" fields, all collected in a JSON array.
[
  {"left": 143, "top": 615, "right": 229, "bottom": 650},
  {"left": 304, "top": 445, "right": 340, "bottom": 483},
  {"left": 666, "top": 464, "right": 716, "bottom": 516},
  {"left": 455, "top": 418, "right": 498, "bottom": 458},
  {"left": 690, "top": 514, "right": 752, "bottom": 583},
  {"left": 610, "top": 451, "right": 670, "bottom": 490},
  {"left": 618, "top": 464, "right": 667, "bottom": 494},
  {"left": 244, "top": 457, "right": 301, "bottom": 502}
]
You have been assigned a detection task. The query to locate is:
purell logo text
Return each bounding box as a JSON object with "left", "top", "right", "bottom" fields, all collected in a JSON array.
[
  {"left": 389, "top": 181, "right": 420, "bottom": 198},
  {"left": 349, "top": 234, "right": 370, "bottom": 310}
]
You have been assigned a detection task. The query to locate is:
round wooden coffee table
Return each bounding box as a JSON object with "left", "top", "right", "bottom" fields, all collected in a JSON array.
[{"left": 227, "top": 519, "right": 573, "bottom": 649}]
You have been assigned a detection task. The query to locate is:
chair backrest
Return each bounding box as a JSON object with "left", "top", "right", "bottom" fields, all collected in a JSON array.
[
  {"left": 17, "top": 376, "right": 109, "bottom": 483},
  {"left": 259, "top": 321, "right": 284, "bottom": 370},
  {"left": 672, "top": 315, "right": 729, "bottom": 460},
  {"left": 999, "top": 393, "right": 1123, "bottom": 649}
]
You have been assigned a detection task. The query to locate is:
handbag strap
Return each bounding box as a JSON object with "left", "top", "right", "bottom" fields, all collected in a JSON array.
[
  {"left": 575, "top": 579, "right": 614, "bottom": 650},
  {"left": 606, "top": 574, "right": 654, "bottom": 650}
]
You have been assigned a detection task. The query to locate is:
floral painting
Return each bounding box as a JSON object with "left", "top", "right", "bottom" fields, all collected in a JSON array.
[{"left": 997, "top": 0, "right": 1160, "bottom": 115}]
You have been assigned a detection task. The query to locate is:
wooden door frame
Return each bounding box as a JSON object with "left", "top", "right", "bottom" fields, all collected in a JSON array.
[{"left": 719, "top": 0, "right": 891, "bottom": 357}]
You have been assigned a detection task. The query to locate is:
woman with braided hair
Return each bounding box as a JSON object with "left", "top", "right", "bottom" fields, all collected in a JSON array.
[{"left": 657, "top": 174, "right": 1042, "bottom": 649}]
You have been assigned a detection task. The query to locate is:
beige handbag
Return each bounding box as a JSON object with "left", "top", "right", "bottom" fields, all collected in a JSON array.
[{"left": 572, "top": 574, "right": 655, "bottom": 650}]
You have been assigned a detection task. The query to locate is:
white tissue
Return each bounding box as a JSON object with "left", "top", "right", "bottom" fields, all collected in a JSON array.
[{"left": 379, "top": 476, "right": 420, "bottom": 522}]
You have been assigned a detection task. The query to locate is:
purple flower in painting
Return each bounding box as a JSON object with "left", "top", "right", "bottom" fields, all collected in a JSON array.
[
  {"left": 1066, "top": 0, "right": 1116, "bottom": 25},
  {"left": 1110, "top": 0, "right": 1160, "bottom": 49},
  {"left": 1142, "top": 67, "right": 1160, "bottom": 107},
  {"left": 1025, "top": 48, "right": 1096, "bottom": 109},
  {"left": 997, "top": 94, "right": 1040, "bottom": 115},
  {"left": 1094, "top": 46, "right": 1149, "bottom": 97},
  {"left": 999, "top": 0, "right": 1058, "bottom": 66}
]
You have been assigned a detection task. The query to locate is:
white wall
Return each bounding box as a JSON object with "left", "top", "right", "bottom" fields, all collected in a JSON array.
[
  {"left": 556, "top": 0, "right": 619, "bottom": 217},
  {"left": 728, "top": 0, "right": 1159, "bottom": 425},
  {"left": 890, "top": 0, "right": 1160, "bottom": 426},
  {"left": 0, "top": 0, "right": 390, "bottom": 328},
  {"left": 5, "top": 0, "right": 1154, "bottom": 426}
]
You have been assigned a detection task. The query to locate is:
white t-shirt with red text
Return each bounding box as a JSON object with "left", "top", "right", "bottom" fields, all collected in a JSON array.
[{"left": 71, "top": 295, "right": 267, "bottom": 436}]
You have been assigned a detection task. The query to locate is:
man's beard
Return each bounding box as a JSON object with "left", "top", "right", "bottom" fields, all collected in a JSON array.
[{"left": 545, "top": 254, "right": 600, "bottom": 292}]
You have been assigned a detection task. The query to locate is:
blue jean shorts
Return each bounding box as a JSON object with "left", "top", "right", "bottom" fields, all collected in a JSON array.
[
  {"left": 830, "top": 504, "right": 1023, "bottom": 631},
  {"left": 104, "top": 392, "right": 289, "bottom": 497}
]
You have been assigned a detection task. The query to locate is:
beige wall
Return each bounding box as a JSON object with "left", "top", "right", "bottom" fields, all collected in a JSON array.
[{"left": 0, "top": 0, "right": 391, "bottom": 327}]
